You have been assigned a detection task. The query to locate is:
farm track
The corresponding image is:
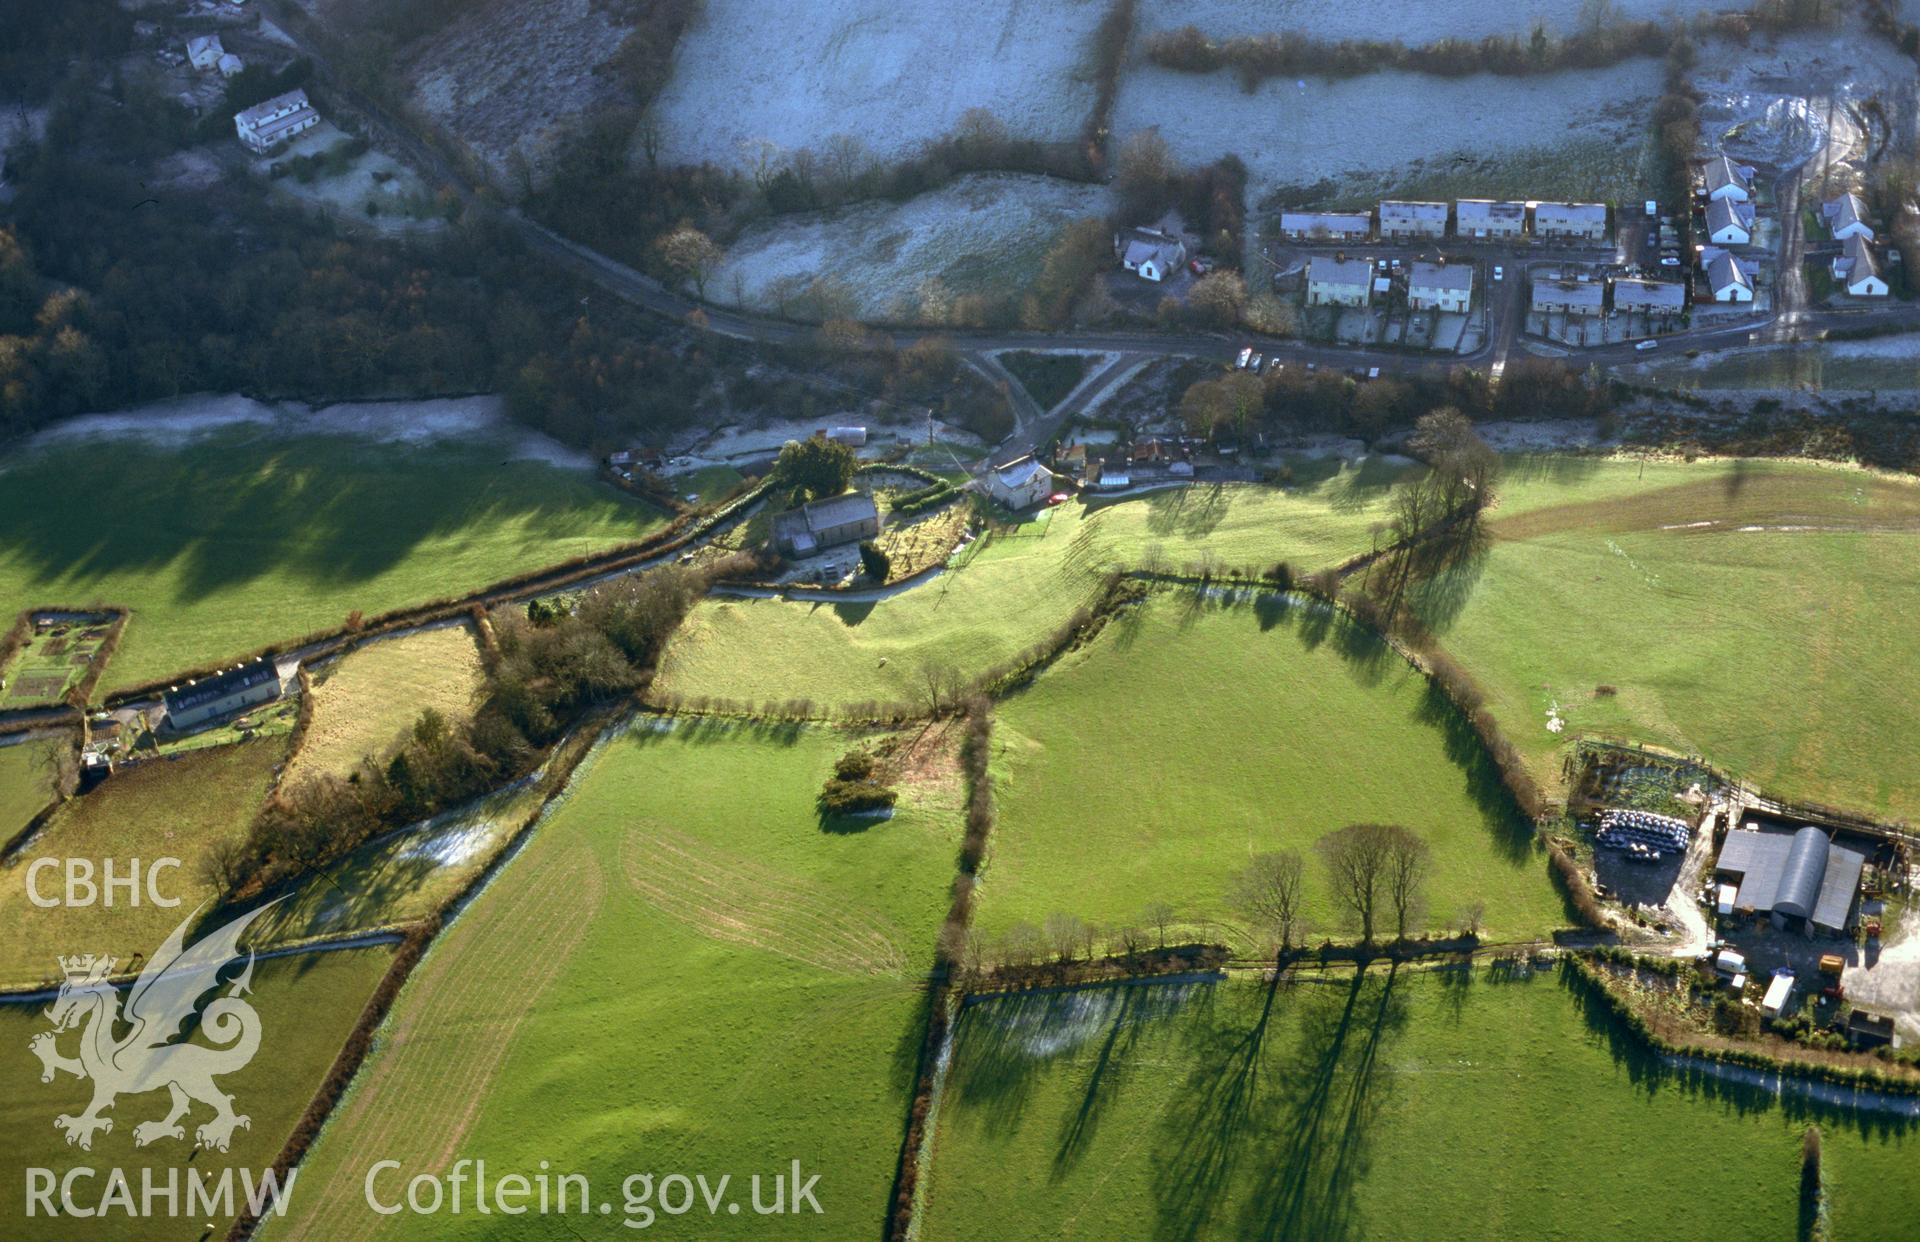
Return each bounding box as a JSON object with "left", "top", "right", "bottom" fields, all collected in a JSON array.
[
  {"left": 620, "top": 823, "right": 910, "bottom": 977},
  {"left": 278, "top": 845, "right": 606, "bottom": 1242}
]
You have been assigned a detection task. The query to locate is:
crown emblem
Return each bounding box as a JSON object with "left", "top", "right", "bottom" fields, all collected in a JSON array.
[{"left": 59, "top": 954, "right": 115, "bottom": 982}]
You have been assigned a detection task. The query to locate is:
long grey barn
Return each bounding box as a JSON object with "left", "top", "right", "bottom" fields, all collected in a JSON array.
[
  {"left": 1714, "top": 824, "right": 1866, "bottom": 936},
  {"left": 771, "top": 492, "right": 881, "bottom": 558},
  {"left": 163, "top": 659, "right": 281, "bottom": 731}
]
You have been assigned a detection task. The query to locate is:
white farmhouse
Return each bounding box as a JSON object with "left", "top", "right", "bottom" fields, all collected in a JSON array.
[
  {"left": 1407, "top": 261, "right": 1472, "bottom": 313},
  {"left": 1115, "top": 227, "right": 1186, "bottom": 282},
  {"left": 1704, "top": 153, "right": 1753, "bottom": 204},
  {"left": 1832, "top": 235, "right": 1888, "bottom": 297},
  {"left": 1705, "top": 198, "right": 1753, "bottom": 246},
  {"left": 234, "top": 89, "right": 319, "bottom": 155},
  {"left": 217, "top": 52, "right": 246, "bottom": 78},
  {"left": 186, "top": 35, "right": 225, "bottom": 72},
  {"left": 1821, "top": 192, "right": 1873, "bottom": 242},
  {"left": 1708, "top": 253, "right": 1754, "bottom": 303},
  {"left": 1306, "top": 255, "right": 1373, "bottom": 307},
  {"left": 985, "top": 455, "right": 1057, "bottom": 511}
]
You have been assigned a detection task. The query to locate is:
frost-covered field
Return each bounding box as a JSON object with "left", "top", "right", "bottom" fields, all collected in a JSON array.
[
  {"left": 407, "top": 0, "right": 630, "bottom": 177},
  {"left": 651, "top": 0, "right": 1109, "bottom": 170},
  {"left": 1135, "top": 0, "right": 1726, "bottom": 43},
  {"left": 1112, "top": 60, "right": 1664, "bottom": 206},
  {"left": 708, "top": 173, "right": 1113, "bottom": 320}
]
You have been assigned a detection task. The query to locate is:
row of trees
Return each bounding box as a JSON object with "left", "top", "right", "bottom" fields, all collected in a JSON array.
[
  {"left": 1175, "top": 357, "right": 1614, "bottom": 444},
  {"left": 1143, "top": 0, "right": 1836, "bottom": 89},
  {"left": 956, "top": 822, "right": 1446, "bottom": 974}
]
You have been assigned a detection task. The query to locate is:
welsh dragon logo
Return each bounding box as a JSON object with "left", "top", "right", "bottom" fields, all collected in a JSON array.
[{"left": 29, "top": 901, "right": 280, "bottom": 1153}]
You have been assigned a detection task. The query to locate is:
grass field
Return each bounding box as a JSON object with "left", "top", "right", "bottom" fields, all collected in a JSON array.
[
  {"left": 999, "top": 352, "right": 1094, "bottom": 414},
  {"left": 658, "top": 469, "right": 1411, "bottom": 712},
  {"left": 0, "top": 945, "right": 395, "bottom": 1240},
  {"left": 920, "top": 964, "right": 1917, "bottom": 1240},
  {"left": 284, "top": 624, "right": 486, "bottom": 784},
  {"left": 0, "top": 736, "right": 285, "bottom": 987},
  {"left": 1411, "top": 457, "right": 1920, "bottom": 819},
  {"left": 980, "top": 592, "right": 1565, "bottom": 947},
  {"left": 0, "top": 739, "right": 57, "bottom": 844},
  {"left": 275, "top": 717, "right": 961, "bottom": 1240},
  {"left": 0, "top": 431, "right": 662, "bottom": 696}
]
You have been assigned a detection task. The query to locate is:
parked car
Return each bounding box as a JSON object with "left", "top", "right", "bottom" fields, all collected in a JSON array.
[
  {"left": 1366, "top": 367, "right": 1380, "bottom": 379},
  {"left": 1189, "top": 257, "right": 1215, "bottom": 276},
  {"left": 1304, "top": 361, "right": 1318, "bottom": 372},
  {"left": 1493, "top": 265, "right": 1503, "bottom": 281},
  {"left": 1235, "top": 347, "right": 1252, "bottom": 369},
  {"left": 1659, "top": 257, "right": 1681, "bottom": 267},
  {"left": 1248, "top": 353, "right": 1263, "bottom": 372},
  {"left": 1635, "top": 339, "right": 1659, "bottom": 351}
]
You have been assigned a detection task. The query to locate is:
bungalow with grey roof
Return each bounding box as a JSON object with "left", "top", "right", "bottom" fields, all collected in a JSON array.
[
  {"left": 1708, "top": 252, "right": 1753, "bottom": 303},
  {"left": 1279, "top": 211, "right": 1371, "bottom": 243},
  {"left": 1705, "top": 197, "right": 1753, "bottom": 246},
  {"left": 1407, "top": 261, "right": 1472, "bottom": 313},
  {"left": 1114, "top": 227, "right": 1186, "bottom": 282},
  {"left": 1378, "top": 200, "right": 1447, "bottom": 240},
  {"left": 1832, "top": 235, "right": 1887, "bottom": 296},
  {"left": 1306, "top": 255, "right": 1373, "bottom": 307},
  {"left": 1704, "top": 153, "right": 1753, "bottom": 203},
  {"left": 1532, "top": 201, "right": 1607, "bottom": 241},
  {"left": 1455, "top": 199, "right": 1525, "bottom": 239},
  {"left": 1822, "top": 192, "right": 1873, "bottom": 242}
]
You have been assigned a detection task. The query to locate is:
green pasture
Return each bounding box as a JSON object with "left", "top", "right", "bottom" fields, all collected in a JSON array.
[
  {"left": 1414, "top": 457, "right": 1920, "bottom": 819},
  {"left": 0, "top": 945, "right": 395, "bottom": 1241},
  {"left": 0, "top": 739, "right": 58, "bottom": 843},
  {"left": 0, "top": 735, "right": 285, "bottom": 988},
  {"left": 0, "top": 430, "right": 663, "bottom": 695},
  {"left": 980, "top": 591, "right": 1564, "bottom": 947},
  {"left": 657, "top": 469, "right": 1410, "bottom": 712},
  {"left": 921, "top": 964, "right": 1916, "bottom": 1240},
  {"left": 276, "top": 718, "right": 960, "bottom": 1240}
]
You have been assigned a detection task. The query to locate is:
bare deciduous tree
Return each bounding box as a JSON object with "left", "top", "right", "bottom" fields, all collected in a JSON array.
[
  {"left": 1318, "top": 823, "right": 1397, "bottom": 945},
  {"left": 1381, "top": 828, "right": 1432, "bottom": 943},
  {"left": 1045, "top": 912, "right": 1088, "bottom": 963},
  {"left": 1231, "top": 849, "right": 1307, "bottom": 953},
  {"left": 1143, "top": 901, "right": 1175, "bottom": 949}
]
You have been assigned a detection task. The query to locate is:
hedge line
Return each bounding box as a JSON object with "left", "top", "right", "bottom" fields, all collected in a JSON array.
[
  {"left": 1565, "top": 953, "right": 1920, "bottom": 1096},
  {"left": 225, "top": 922, "right": 436, "bottom": 1242},
  {"left": 106, "top": 482, "right": 772, "bottom": 712}
]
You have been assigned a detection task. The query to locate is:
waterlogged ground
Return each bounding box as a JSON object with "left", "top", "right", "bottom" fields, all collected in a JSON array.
[{"left": 921, "top": 965, "right": 1918, "bottom": 1240}]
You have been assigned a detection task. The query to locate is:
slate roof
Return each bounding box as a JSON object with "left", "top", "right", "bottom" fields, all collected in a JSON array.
[
  {"left": 1709, "top": 252, "right": 1752, "bottom": 295},
  {"left": 1534, "top": 201, "right": 1607, "bottom": 230},
  {"left": 1705, "top": 153, "right": 1752, "bottom": 195},
  {"left": 1842, "top": 234, "right": 1880, "bottom": 287},
  {"left": 1379, "top": 200, "right": 1447, "bottom": 227},
  {"left": 1409, "top": 260, "right": 1472, "bottom": 292},
  {"left": 1706, "top": 197, "right": 1750, "bottom": 238},
  {"left": 164, "top": 659, "right": 277, "bottom": 714},
  {"left": 1612, "top": 278, "right": 1685, "bottom": 311},
  {"left": 1532, "top": 279, "right": 1605, "bottom": 310},
  {"left": 1281, "top": 211, "right": 1371, "bottom": 237},
  {"left": 1456, "top": 199, "right": 1525, "bottom": 229},
  {"left": 1308, "top": 255, "right": 1373, "bottom": 286}
]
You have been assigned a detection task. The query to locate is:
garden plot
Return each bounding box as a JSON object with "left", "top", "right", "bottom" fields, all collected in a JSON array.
[
  {"left": 263, "top": 122, "right": 441, "bottom": 233},
  {"left": 650, "top": 0, "right": 1109, "bottom": 170},
  {"left": 1133, "top": 0, "right": 1726, "bottom": 44},
  {"left": 1112, "top": 60, "right": 1664, "bottom": 208},
  {"left": 709, "top": 173, "right": 1114, "bottom": 320}
]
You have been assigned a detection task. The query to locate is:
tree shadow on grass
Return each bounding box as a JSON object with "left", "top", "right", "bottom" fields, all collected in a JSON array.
[
  {"left": 946, "top": 980, "right": 1207, "bottom": 1147},
  {"left": 1153, "top": 967, "right": 1409, "bottom": 1241},
  {"left": 0, "top": 432, "right": 651, "bottom": 604},
  {"left": 1413, "top": 680, "right": 1536, "bottom": 864}
]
